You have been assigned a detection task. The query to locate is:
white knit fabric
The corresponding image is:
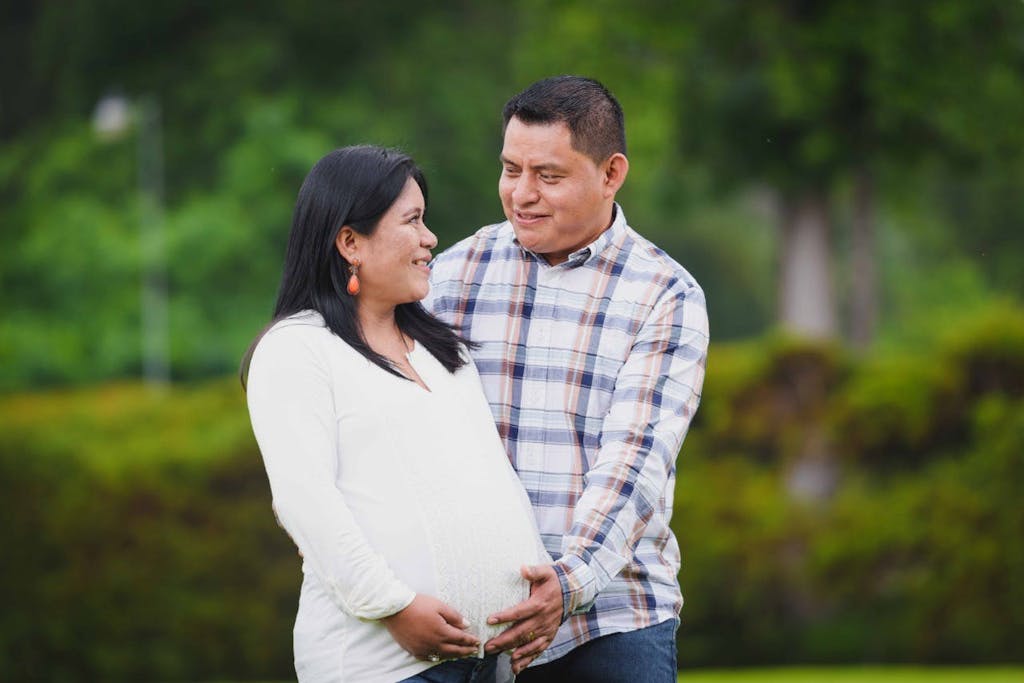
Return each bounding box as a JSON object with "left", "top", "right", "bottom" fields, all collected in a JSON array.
[{"left": 246, "top": 311, "right": 548, "bottom": 683}]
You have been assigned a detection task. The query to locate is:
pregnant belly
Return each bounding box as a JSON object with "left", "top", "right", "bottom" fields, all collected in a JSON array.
[
  {"left": 427, "top": 500, "right": 541, "bottom": 645},
  {"left": 360, "top": 478, "right": 543, "bottom": 647}
]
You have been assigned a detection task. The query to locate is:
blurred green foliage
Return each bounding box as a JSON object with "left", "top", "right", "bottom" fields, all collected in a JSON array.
[
  {"left": 0, "top": 381, "right": 297, "bottom": 680},
  {"left": 2, "top": 2, "right": 1023, "bottom": 678},
  {"left": 2, "top": 304, "right": 1022, "bottom": 679},
  {"left": 675, "top": 303, "right": 1024, "bottom": 666},
  {"left": 3, "top": 1, "right": 1023, "bottom": 388}
]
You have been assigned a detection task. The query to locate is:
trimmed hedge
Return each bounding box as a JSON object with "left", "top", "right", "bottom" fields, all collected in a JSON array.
[
  {"left": 2, "top": 306, "right": 1023, "bottom": 679},
  {"left": 675, "top": 303, "right": 1024, "bottom": 666},
  {"left": 0, "top": 383, "right": 297, "bottom": 680}
]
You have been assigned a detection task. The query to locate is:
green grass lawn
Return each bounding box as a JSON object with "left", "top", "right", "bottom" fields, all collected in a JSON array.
[
  {"left": 678, "top": 668, "right": 1024, "bottom": 682},
  {"left": 211, "top": 666, "right": 1024, "bottom": 683}
]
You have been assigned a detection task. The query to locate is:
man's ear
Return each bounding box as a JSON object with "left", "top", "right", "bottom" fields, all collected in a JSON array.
[
  {"left": 602, "top": 153, "right": 629, "bottom": 198},
  {"left": 334, "top": 226, "right": 360, "bottom": 262}
]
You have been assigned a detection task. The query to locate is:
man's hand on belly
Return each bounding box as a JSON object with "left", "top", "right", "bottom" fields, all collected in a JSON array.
[{"left": 484, "top": 564, "right": 563, "bottom": 673}]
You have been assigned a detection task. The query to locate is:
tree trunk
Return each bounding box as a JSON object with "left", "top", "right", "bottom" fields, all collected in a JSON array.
[
  {"left": 848, "top": 168, "right": 877, "bottom": 348},
  {"left": 778, "top": 193, "right": 837, "bottom": 339}
]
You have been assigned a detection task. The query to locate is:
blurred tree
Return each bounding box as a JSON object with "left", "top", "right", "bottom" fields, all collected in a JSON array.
[
  {"left": 503, "top": 0, "right": 780, "bottom": 338},
  {"left": 1, "top": 0, "right": 511, "bottom": 387},
  {"left": 2, "top": 0, "right": 1022, "bottom": 388},
  {"left": 675, "top": 0, "right": 1024, "bottom": 344}
]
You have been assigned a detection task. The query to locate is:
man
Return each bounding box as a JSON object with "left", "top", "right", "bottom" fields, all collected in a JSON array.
[{"left": 425, "top": 76, "right": 708, "bottom": 681}]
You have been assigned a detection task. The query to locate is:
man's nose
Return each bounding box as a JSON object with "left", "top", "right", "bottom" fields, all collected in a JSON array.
[{"left": 511, "top": 175, "right": 538, "bottom": 205}]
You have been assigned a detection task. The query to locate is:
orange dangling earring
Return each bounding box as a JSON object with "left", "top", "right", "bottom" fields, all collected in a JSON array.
[{"left": 346, "top": 258, "right": 361, "bottom": 296}]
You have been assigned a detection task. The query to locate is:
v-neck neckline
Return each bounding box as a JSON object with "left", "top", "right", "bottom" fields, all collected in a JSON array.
[{"left": 398, "top": 341, "right": 433, "bottom": 394}]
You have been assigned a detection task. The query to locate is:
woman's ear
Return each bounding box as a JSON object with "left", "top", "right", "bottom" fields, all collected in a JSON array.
[{"left": 335, "top": 226, "right": 360, "bottom": 263}]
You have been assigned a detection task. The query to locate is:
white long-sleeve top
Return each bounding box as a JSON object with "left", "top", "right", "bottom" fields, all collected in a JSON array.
[{"left": 246, "top": 311, "right": 548, "bottom": 683}]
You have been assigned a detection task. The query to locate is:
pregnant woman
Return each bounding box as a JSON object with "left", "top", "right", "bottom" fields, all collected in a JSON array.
[{"left": 243, "top": 146, "right": 548, "bottom": 682}]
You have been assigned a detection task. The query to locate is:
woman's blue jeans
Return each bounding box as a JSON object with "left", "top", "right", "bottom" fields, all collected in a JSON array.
[{"left": 399, "top": 654, "right": 501, "bottom": 683}]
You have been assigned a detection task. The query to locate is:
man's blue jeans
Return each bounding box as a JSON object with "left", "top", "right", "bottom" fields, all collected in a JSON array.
[
  {"left": 516, "top": 618, "right": 679, "bottom": 683},
  {"left": 399, "top": 654, "right": 501, "bottom": 683}
]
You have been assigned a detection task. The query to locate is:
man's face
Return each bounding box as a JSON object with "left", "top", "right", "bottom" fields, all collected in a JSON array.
[{"left": 499, "top": 118, "right": 617, "bottom": 265}]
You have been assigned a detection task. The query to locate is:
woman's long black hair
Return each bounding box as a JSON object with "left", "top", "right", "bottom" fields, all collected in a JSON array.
[{"left": 241, "top": 145, "right": 470, "bottom": 388}]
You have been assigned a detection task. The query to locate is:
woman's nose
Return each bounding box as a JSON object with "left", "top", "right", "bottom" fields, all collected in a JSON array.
[{"left": 421, "top": 224, "right": 438, "bottom": 249}]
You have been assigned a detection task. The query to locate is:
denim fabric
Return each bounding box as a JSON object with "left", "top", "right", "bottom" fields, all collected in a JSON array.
[
  {"left": 515, "top": 618, "right": 678, "bottom": 683},
  {"left": 399, "top": 654, "right": 503, "bottom": 683}
]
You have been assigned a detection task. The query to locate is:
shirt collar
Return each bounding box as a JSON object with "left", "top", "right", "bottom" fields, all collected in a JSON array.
[{"left": 511, "top": 203, "right": 626, "bottom": 268}]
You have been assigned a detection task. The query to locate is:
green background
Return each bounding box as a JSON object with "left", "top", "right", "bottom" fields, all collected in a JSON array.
[{"left": 2, "top": 1, "right": 1022, "bottom": 679}]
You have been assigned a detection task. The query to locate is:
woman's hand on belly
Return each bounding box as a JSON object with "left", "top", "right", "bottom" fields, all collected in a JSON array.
[{"left": 382, "top": 594, "right": 482, "bottom": 662}]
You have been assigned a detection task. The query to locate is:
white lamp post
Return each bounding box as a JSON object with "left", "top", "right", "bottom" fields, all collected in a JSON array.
[{"left": 93, "top": 92, "right": 170, "bottom": 389}]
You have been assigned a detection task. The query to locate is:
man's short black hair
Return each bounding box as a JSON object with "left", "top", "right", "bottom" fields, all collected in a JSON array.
[{"left": 502, "top": 75, "right": 627, "bottom": 164}]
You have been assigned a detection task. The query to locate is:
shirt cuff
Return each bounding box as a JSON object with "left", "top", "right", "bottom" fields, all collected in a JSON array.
[
  {"left": 553, "top": 554, "right": 598, "bottom": 619},
  {"left": 324, "top": 573, "right": 416, "bottom": 621}
]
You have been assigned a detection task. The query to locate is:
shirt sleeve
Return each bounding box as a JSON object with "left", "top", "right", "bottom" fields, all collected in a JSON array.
[
  {"left": 422, "top": 266, "right": 441, "bottom": 315},
  {"left": 424, "top": 250, "right": 461, "bottom": 324},
  {"left": 551, "top": 282, "right": 709, "bottom": 617},
  {"left": 246, "top": 325, "right": 416, "bottom": 620}
]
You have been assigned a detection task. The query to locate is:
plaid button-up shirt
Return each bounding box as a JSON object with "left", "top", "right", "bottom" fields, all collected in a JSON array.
[{"left": 424, "top": 205, "right": 709, "bottom": 664}]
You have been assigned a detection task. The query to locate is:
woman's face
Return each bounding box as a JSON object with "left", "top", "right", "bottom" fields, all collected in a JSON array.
[{"left": 353, "top": 177, "right": 437, "bottom": 311}]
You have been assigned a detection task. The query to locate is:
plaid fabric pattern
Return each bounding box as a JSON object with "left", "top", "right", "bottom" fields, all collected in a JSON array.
[{"left": 424, "top": 206, "right": 709, "bottom": 664}]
